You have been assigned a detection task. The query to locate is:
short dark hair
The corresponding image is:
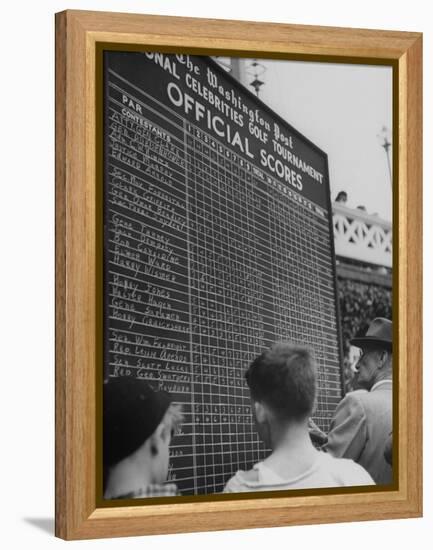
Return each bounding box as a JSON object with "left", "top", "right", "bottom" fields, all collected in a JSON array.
[
  {"left": 103, "top": 377, "right": 172, "bottom": 468},
  {"left": 245, "top": 343, "right": 316, "bottom": 421}
]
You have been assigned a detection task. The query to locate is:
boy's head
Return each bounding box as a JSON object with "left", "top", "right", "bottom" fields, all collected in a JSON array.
[
  {"left": 103, "top": 377, "right": 182, "bottom": 490},
  {"left": 245, "top": 343, "right": 317, "bottom": 443}
]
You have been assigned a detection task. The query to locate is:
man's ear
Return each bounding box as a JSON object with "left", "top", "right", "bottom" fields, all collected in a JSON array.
[
  {"left": 378, "top": 350, "right": 388, "bottom": 367},
  {"left": 154, "top": 421, "right": 169, "bottom": 443},
  {"left": 149, "top": 422, "right": 168, "bottom": 456},
  {"left": 254, "top": 401, "right": 267, "bottom": 423}
]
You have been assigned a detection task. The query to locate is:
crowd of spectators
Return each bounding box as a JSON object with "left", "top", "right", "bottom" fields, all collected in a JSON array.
[{"left": 337, "top": 278, "right": 392, "bottom": 392}]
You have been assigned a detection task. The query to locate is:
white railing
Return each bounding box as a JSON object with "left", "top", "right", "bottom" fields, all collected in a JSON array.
[{"left": 333, "top": 203, "right": 392, "bottom": 268}]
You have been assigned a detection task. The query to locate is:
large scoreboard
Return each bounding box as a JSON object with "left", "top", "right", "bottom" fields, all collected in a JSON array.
[{"left": 104, "top": 52, "right": 343, "bottom": 495}]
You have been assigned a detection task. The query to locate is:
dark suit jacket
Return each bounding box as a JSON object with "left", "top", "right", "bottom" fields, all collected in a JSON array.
[{"left": 324, "top": 380, "right": 392, "bottom": 484}]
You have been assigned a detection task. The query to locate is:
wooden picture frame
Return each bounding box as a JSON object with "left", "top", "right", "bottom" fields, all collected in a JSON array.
[{"left": 55, "top": 9, "right": 422, "bottom": 540}]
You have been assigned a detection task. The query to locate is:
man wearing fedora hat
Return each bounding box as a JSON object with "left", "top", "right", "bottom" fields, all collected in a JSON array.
[{"left": 324, "top": 317, "right": 393, "bottom": 484}]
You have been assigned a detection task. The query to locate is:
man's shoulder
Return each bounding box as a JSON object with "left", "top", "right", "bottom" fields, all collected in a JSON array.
[
  {"left": 343, "top": 389, "right": 368, "bottom": 399},
  {"left": 223, "top": 468, "right": 258, "bottom": 493},
  {"left": 339, "top": 386, "right": 391, "bottom": 419},
  {"left": 336, "top": 389, "right": 369, "bottom": 413},
  {"left": 241, "top": 468, "right": 259, "bottom": 482},
  {"left": 317, "top": 452, "right": 375, "bottom": 486},
  {"left": 341, "top": 388, "right": 387, "bottom": 406},
  {"left": 351, "top": 384, "right": 392, "bottom": 404}
]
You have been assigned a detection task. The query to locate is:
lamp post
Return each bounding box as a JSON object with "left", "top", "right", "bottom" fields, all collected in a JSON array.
[
  {"left": 377, "top": 126, "right": 392, "bottom": 187},
  {"left": 246, "top": 59, "right": 266, "bottom": 97},
  {"left": 214, "top": 57, "right": 266, "bottom": 97}
]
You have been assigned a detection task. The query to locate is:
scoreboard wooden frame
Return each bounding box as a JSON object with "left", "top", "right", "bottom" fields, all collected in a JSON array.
[{"left": 55, "top": 9, "right": 422, "bottom": 540}]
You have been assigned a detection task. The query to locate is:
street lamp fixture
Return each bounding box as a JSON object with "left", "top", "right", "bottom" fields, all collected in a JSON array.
[{"left": 377, "top": 125, "right": 392, "bottom": 187}]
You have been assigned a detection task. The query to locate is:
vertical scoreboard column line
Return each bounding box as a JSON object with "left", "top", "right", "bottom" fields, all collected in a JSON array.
[
  {"left": 312, "top": 214, "right": 322, "bottom": 426},
  {"left": 226, "top": 152, "right": 239, "bottom": 482},
  {"left": 195, "top": 133, "right": 207, "bottom": 495},
  {"left": 273, "top": 198, "right": 281, "bottom": 338},
  {"left": 267, "top": 186, "right": 280, "bottom": 342},
  {"left": 198, "top": 136, "right": 208, "bottom": 491},
  {"left": 241, "top": 161, "right": 251, "bottom": 470},
  {"left": 223, "top": 151, "right": 232, "bottom": 481},
  {"left": 204, "top": 139, "right": 216, "bottom": 493},
  {"left": 236, "top": 155, "right": 246, "bottom": 469},
  {"left": 190, "top": 127, "right": 201, "bottom": 493},
  {"left": 208, "top": 140, "right": 219, "bottom": 492},
  {"left": 183, "top": 121, "right": 198, "bottom": 496},
  {"left": 242, "top": 160, "right": 250, "bottom": 472},
  {"left": 206, "top": 139, "right": 215, "bottom": 493},
  {"left": 220, "top": 151, "right": 230, "bottom": 489},
  {"left": 243, "top": 159, "right": 253, "bottom": 472},
  {"left": 245, "top": 163, "right": 258, "bottom": 468},
  {"left": 211, "top": 142, "right": 224, "bottom": 492},
  {"left": 234, "top": 152, "right": 244, "bottom": 476},
  {"left": 251, "top": 172, "right": 266, "bottom": 466},
  {"left": 215, "top": 155, "right": 223, "bottom": 488}
]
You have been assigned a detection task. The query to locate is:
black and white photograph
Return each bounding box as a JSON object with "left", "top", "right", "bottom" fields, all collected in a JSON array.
[
  {"left": 102, "top": 51, "right": 393, "bottom": 500},
  {"left": 2, "top": 0, "right": 429, "bottom": 546}
]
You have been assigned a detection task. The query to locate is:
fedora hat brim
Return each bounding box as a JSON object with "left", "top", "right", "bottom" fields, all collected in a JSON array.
[{"left": 350, "top": 336, "right": 392, "bottom": 349}]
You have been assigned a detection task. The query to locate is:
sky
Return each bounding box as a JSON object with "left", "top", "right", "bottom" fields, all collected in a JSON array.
[{"left": 239, "top": 59, "right": 393, "bottom": 222}]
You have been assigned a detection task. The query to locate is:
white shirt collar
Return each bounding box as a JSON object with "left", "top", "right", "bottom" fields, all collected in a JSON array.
[{"left": 371, "top": 379, "right": 392, "bottom": 392}]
